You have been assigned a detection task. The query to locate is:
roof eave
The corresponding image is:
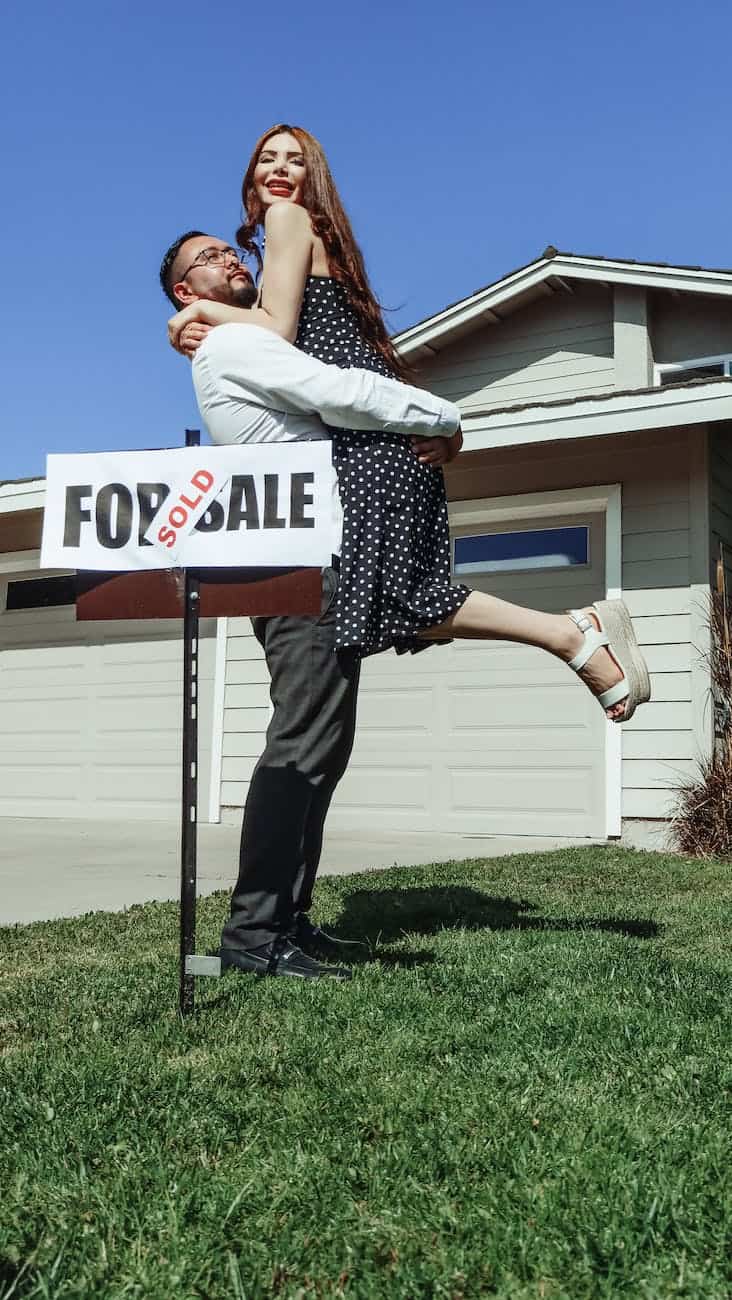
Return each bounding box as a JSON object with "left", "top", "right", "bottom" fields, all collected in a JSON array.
[
  {"left": 0, "top": 479, "right": 46, "bottom": 514},
  {"left": 459, "top": 380, "right": 732, "bottom": 454},
  {"left": 396, "top": 254, "right": 732, "bottom": 359}
]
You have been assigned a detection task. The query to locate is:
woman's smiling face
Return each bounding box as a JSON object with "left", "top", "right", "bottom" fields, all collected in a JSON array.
[{"left": 254, "top": 131, "right": 307, "bottom": 209}]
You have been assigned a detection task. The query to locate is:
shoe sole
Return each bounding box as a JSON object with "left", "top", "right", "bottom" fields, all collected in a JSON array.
[
  {"left": 221, "top": 959, "right": 351, "bottom": 981},
  {"left": 594, "top": 598, "right": 652, "bottom": 722}
]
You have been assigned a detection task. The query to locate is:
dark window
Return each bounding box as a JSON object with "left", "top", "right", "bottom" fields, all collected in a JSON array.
[
  {"left": 6, "top": 576, "right": 76, "bottom": 610},
  {"left": 660, "top": 363, "right": 725, "bottom": 386},
  {"left": 454, "top": 526, "right": 590, "bottom": 576}
]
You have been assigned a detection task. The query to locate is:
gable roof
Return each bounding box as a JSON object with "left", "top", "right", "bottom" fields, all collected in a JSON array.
[{"left": 394, "top": 247, "right": 732, "bottom": 360}]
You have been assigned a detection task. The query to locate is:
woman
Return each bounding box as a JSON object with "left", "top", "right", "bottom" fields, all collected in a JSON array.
[{"left": 169, "top": 124, "right": 649, "bottom": 721}]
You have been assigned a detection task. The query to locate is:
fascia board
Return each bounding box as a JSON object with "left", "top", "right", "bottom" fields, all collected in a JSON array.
[
  {"left": 460, "top": 384, "right": 732, "bottom": 452},
  {"left": 396, "top": 259, "right": 554, "bottom": 354},
  {"left": 550, "top": 256, "right": 732, "bottom": 298},
  {"left": 397, "top": 257, "right": 732, "bottom": 357},
  {"left": 0, "top": 480, "right": 46, "bottom": 514}
]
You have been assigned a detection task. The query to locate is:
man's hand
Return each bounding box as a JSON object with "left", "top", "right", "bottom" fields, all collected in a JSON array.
[
  {"left": 445, "top": 427, "right": 463, "bottom": 461},
  {"left": 410, "top": 426, "right": 463, "bottom": 467},
  {"left": 179, "top": 322, "right": 212, "bottom": 359}
]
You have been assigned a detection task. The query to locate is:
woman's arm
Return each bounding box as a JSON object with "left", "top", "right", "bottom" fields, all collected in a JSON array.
[
  {"left": 168, "top": 300, "right": 268, "bottom": 352},
  {"left": 253, "top": 202, "right": 314, "bottom": 342},
  {"left": 168, "top": 203, "right": 314, "bottom": 353}
]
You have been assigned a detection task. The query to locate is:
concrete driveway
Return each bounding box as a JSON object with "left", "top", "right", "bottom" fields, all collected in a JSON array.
[{"left": 0, "top": 817, "right": 602, "bottom": 926}]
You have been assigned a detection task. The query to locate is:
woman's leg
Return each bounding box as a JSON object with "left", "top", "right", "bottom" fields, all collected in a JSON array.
[{"left": 418, "top": 592, "right": 628, "bottom": 720}]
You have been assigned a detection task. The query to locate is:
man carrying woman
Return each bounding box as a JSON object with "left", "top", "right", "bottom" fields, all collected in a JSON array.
[
  {"left": 165, "top": 124, "right": 651, "bottom": 981},
  {"left": 159, "top": 231, "right": 463, "bottom": 982}
]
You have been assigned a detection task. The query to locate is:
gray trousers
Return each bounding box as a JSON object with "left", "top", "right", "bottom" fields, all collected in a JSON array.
[{"left": 221, "top": 568, "right": 361, "bottom": 952}]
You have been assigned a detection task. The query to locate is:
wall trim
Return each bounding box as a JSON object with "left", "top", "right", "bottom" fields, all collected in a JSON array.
[
  {"left": 207, "top": 617, "right": 228, "bottom": 824},
  {"left": 688, "top": 426, "right": 714, "bottom": 761}
]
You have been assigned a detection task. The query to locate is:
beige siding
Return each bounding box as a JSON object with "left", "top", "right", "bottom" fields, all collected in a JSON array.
[
  {"left": 444, "top": 426, "right": 702, "bottom": 822},
  {"left": 220, "top": 618, "right": 268, "bottom": 813},
  {"left": 422, "top": 285, "right": 614, "bottom": 413},
  {"left": 651, "top": 292, "right": 732, "bottom": 366}
]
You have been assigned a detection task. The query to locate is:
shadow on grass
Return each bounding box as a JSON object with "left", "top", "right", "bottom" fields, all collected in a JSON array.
[{"left": 331, "top": 886, "right": 659, "bottom": 949}]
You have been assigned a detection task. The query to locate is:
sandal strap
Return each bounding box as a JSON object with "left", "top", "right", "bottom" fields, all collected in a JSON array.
[
  {"left": 598, "top": 678, "right": 629, "bottom": 708},
  {"left": 567, "top": 606, "right": 610, "bottom": 672},
  {"left": 567, "top": 608, "right": 592, "bottom": 632}
]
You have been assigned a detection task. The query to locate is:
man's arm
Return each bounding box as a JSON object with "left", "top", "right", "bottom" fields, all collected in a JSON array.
[{"left": 195, "top": 322, "right": 461, "bottom": 441}]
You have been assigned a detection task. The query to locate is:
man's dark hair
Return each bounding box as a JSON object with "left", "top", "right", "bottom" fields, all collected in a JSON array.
[{"left": 159, "top": 230, "right": 207, "bottom": 309}]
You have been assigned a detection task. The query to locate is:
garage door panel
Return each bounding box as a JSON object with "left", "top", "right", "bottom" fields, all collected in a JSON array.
[
  {"left": 0, "top": 696, "right": 88, "bottom": 736},
  {"left": 446, "top": 680, "right": 598, "bottom": 742},
  {"left": 333, "top": 761, "right": 432, "bottom": 812},
  {"left": 92, "top": 760, "right": 182, "bottom": 804},
  {"left": 331, "top": 508, "right": 607, "bottom": 837},
  {"left": 0, "top": 758, "right": 85, "bottom": 802},
  {"left": 93, "top": 659, "right": 183, "bottom": 686},
  {"left": 355, "top": 687, "right": 435, "bottom": 735},
  {"left": 95, "top": 689, "right": 181, "bottom": 727},
  {"left": 467, "top": 579, "right": 606, "bottom": 611},
  {"left": 0, "top": 599, "right": 215, "bottom": 821},
  {"left": 448, "top": 760, "right": 600, "bottom": 815}
]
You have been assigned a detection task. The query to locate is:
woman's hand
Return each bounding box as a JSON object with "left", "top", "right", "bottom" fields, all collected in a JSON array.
[
  {"left": 167, "top": 300, "right": 246, "bottom": 353},
  {"left": 168, "top": 300, "right": 216, "bottom": 353},
  {"left": 178, "top": 322, "right": 212, "bottom": 358}
]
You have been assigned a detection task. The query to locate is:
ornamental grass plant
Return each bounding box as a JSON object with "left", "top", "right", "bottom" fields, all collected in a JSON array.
[{"left": 672, "top": 546, "right": 732, "bottom": 857}]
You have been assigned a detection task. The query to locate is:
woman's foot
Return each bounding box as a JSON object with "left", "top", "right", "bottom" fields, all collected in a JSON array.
[{"left": 560, "top": 608, "right": 628, "bottom": 720}]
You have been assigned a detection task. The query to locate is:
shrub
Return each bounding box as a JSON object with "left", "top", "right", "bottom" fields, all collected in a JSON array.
[{"left": 671, "top": 550, "right": 732, "bottom": 858}]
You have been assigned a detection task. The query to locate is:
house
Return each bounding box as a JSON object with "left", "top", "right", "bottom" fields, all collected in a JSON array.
[{"left": 2, "top": 249, "right": 731, "bottom": 844}]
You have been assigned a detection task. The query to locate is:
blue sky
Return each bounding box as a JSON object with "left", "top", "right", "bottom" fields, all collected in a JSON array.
[{"left": 4, "top": 0, "right": 731, "bottom": 481}]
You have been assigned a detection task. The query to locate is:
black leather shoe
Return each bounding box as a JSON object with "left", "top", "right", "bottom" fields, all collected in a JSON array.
[
  {"left": 220, "top": 938, "right": 351, "bottom": 981},
  {"left": 293, "top": 912, "right": 366, "bottom": 960}
]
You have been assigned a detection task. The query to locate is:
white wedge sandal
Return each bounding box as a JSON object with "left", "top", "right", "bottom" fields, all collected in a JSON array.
[{"left": 567, "top": 599, "right": 651, "bottom": 722}]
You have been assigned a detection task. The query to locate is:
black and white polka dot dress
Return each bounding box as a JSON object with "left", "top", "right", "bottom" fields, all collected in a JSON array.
[{"left": 296, "top": 276, "right": 470, "bottom": 658}]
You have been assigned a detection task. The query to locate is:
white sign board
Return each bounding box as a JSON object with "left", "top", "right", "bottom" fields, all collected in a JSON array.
[{"left": 41, "top": 444, "right": 337, "bottom": 571}]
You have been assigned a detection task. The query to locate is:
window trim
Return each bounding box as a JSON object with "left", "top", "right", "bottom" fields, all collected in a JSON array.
[
  {"left": 452, "top": 522, "right": 591, "bottom": 577},
  {"left": 654, "top": 352, "right": 732, "bottom": 386}
]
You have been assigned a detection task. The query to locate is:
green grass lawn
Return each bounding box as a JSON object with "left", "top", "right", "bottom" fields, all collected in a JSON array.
[{"left": 2, "top": 847, "right": 732, "bottom": 1300}]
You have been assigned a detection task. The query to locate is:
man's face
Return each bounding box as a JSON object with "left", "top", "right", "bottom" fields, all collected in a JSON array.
[{"left": 171, "top": 236, "right": 257, "bottom": 309}]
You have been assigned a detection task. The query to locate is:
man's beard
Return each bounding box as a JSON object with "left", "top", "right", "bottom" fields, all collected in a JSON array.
[{"left": 229, "top": 278, "right": 258, "bottom": 308}]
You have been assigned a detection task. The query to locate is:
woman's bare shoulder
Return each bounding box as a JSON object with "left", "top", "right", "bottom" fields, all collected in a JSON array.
[{"left": 263, "top": 202, "right": 313, "bottom": 238}]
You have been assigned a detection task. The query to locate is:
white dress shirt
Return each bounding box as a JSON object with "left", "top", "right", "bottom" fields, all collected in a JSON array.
[{"left": 191, "top": 322, "right": 461, "bottom": 447}]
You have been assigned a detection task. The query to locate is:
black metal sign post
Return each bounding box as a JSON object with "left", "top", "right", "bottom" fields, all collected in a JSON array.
[
  {"left": 72, "top": 433, "right": 323, "bottom": 1017},
  {"left": 179, "top": 427, "right": 202, "bottom": 1016}
]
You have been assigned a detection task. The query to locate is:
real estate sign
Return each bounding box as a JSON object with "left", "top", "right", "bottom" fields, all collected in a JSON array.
[{"left": 41, "top": 443, "right": 337, "bottom": 571}]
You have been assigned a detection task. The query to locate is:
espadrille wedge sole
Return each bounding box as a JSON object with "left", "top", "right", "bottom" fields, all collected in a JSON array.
[{"left": 567, "top": 599, "right": 651, "bottom": 722}]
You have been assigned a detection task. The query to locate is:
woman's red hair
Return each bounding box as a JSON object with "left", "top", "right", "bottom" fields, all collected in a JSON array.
[{"left": 236, "top": 123, "right": 409, "bottom": 380}]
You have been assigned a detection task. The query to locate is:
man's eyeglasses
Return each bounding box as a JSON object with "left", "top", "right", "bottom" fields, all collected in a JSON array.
[{"left": 178, "top": 246, "right": 248, "bottom": 280}]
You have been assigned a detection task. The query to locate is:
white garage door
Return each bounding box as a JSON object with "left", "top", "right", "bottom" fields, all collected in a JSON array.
[
  {"left": 0, "top": 573, "right": 216, "bottom": 821},
  {"left": 330, "top": 510, "right": 608, "bottom": 838}
]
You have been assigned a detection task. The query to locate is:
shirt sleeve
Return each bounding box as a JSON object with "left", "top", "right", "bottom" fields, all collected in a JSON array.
[{"left": 195, "top": 323, "right": 461, "bottom": 439}]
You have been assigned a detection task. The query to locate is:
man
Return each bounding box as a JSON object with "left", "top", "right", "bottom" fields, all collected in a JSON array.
[{"left": 159, "top": 231, "right": 462, "bottom": 982}]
